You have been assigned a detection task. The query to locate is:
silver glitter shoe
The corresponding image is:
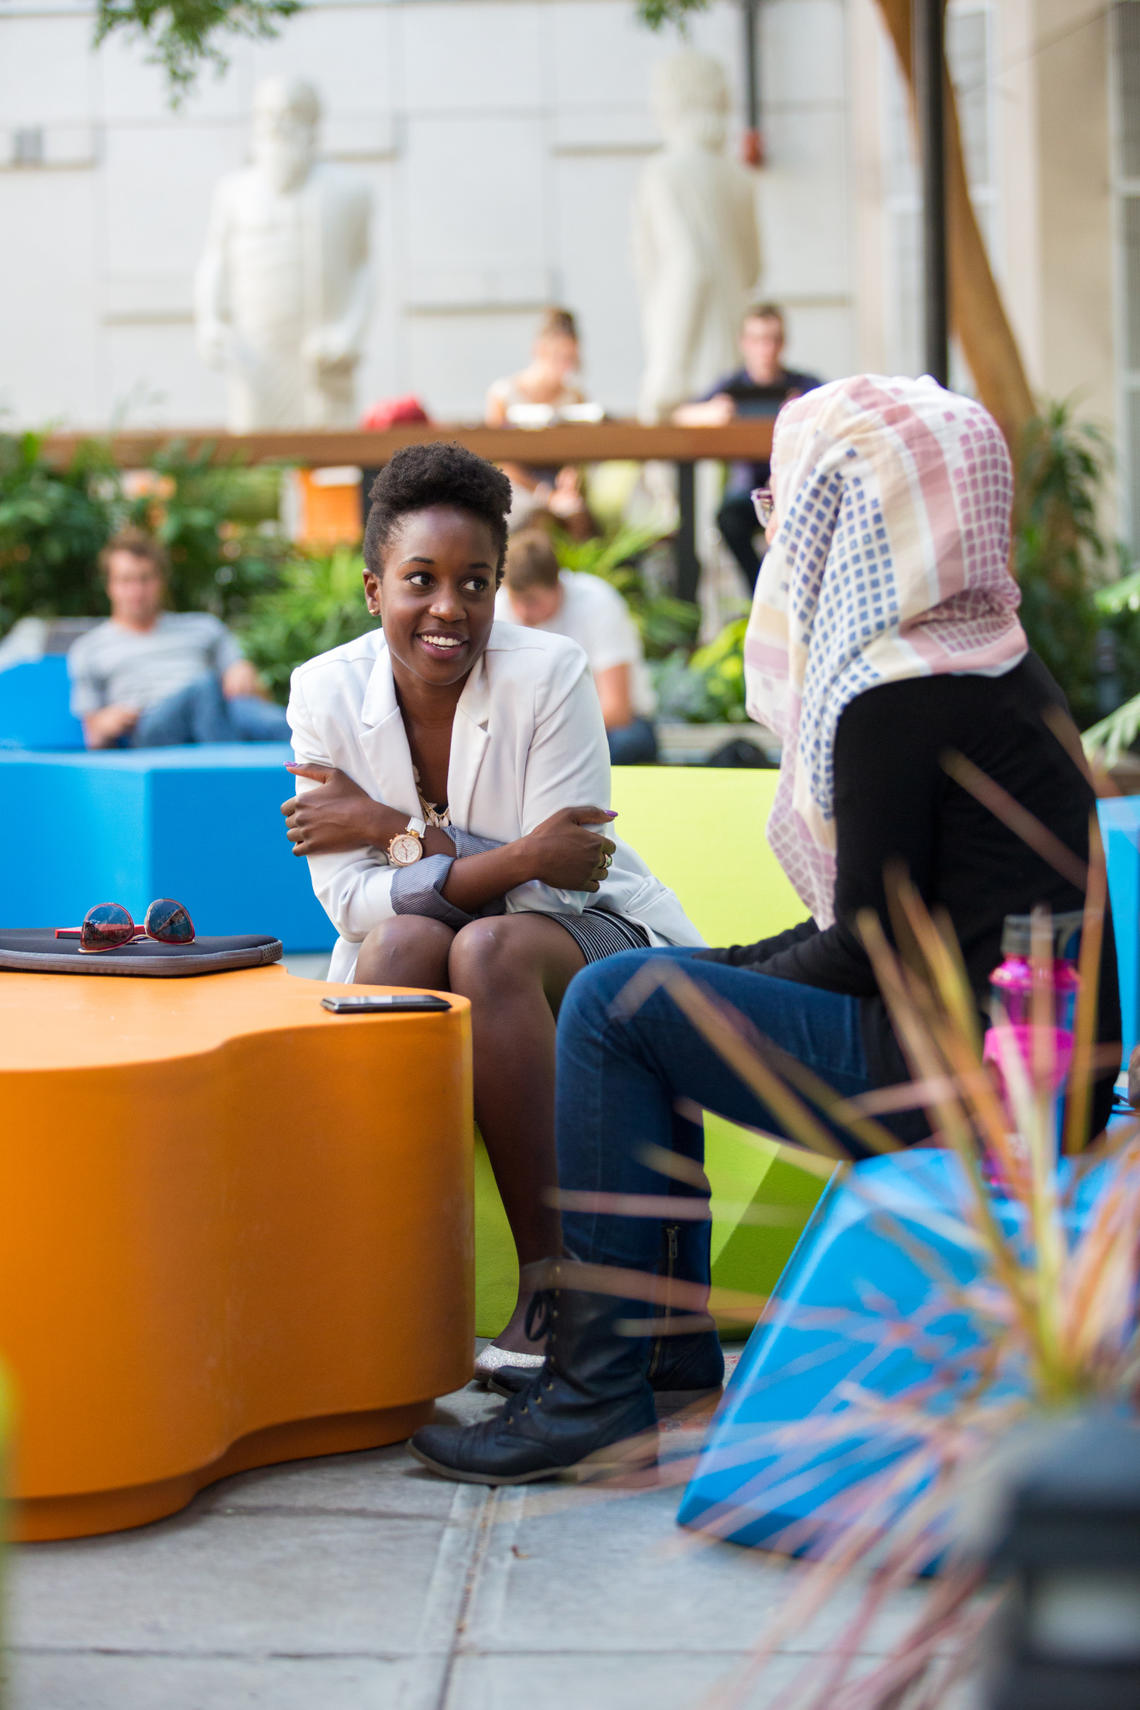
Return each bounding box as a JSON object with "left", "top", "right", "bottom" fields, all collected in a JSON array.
[{"left": 473, "top": 1343, "right": 544, "bottom": 1385}]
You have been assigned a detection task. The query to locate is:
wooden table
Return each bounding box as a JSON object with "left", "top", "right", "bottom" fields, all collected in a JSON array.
[{"left": 43, "top": 422, "right": 775, "bottom": 601}]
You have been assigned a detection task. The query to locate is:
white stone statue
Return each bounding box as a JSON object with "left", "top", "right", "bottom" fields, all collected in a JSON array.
[
  {"left": 633, "top": 51, "right": 762, "bottom": 422},
  {"left": 195, "top": 77, "right": 372, "bottom": 432}
]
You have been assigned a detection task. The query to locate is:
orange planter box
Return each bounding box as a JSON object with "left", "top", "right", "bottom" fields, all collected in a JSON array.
[
  {"left": 291, "top": 467, "right": 363, "bottom": 545},
  {"left": 0, "top": 966, "right": 473, "bottom": 1540}
]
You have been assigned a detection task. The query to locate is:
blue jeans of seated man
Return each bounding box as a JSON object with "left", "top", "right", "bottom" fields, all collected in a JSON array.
[
  {"left": 554, "top": 947, "right": 874, "bottom": 1288},
  {"left": 128, "top": 673, "right": 291, "bottom": 747},
  {"left": 607, "top": 717, "right": 658, "bottom": 766}
]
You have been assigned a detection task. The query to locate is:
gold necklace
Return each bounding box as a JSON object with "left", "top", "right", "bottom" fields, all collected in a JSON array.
[{"left": 413, "top": 766, "right": 451, "bottom": 829}]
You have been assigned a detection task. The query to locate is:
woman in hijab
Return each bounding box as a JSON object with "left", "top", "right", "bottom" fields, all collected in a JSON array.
[{"left": 408, "top": 374, "right": 1121, "bottom": 1485}]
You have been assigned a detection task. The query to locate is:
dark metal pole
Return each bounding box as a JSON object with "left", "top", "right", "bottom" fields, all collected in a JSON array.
[
  {"left": 743, "top": 0, "right": 760, "bottom": 132},
  {"left": 741, "top": 0, "right": 763, "bottom": 168},
  {"left": 913, "top": 0, "right": 949, "bottom": 384},
  {"left": 674, "top": 461, "right": 700, "bottom": 604}
]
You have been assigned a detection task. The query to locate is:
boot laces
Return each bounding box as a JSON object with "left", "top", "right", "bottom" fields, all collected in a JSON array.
[{"left": 506, "top": 1288, "right": 558, "bottom": 1421}]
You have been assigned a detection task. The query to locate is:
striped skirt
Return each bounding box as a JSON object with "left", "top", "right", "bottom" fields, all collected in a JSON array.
[{"left": 544, "top": 907, "right": 651, "bottom": 964}]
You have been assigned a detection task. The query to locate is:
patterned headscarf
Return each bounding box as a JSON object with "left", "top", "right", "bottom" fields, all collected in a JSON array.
[{"left": 745, "top": 373, "right": 1027, "bottom": 927}]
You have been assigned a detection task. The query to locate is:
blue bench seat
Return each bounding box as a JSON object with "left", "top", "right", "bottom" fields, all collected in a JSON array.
[{"left": 0, "top": 745, "right": 334, "bottom": 952}]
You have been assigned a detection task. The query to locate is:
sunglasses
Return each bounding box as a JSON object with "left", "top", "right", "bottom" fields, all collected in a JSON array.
[
  {"left": 55, "top": 899, "right": 196, "bottom": 954},
  {"left": 751, "top": 487, "right": 775, "bottom": 527}
]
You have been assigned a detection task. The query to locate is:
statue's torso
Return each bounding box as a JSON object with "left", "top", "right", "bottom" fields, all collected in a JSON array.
[
  {"left": 220, "top": 166, "right": 364, "bottom": 341},
  {"left": 228, "top": 185, "right": 309, "bottom": 337}
]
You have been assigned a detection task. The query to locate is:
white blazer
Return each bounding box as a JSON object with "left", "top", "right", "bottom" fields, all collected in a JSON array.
[{"left": 287, "top": 622, "right": 704, "bottom": 981}]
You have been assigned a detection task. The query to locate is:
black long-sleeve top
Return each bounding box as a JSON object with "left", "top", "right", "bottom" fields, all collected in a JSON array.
[{"left": 698, "top": 654, "right": 1121, "bottom": 1140}]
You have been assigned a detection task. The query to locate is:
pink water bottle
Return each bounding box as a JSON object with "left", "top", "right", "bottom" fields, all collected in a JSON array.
[{"left": 982, "top": 912, "right": 1083, "bottom": 1175}]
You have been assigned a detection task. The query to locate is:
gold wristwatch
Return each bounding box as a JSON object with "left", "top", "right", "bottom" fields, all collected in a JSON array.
[{"left": 387, "top": 815, "right": 427, "bottom": 867}]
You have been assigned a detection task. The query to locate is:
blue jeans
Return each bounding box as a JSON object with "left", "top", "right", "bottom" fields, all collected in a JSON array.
[
  {"left": 129, "top": 674, "right": 291, "bottom": 747},
  {"left": 555, "top": 947, "right": 873, "bottom": 1283},
  {"left": 607, "top": 717, "right": 658, "bottom": 766}
]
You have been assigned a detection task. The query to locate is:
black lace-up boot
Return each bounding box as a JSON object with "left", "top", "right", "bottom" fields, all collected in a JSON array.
[
  {"left": 409, "top": 1264, "right": 658, "bottom": 1485},
  {"left": 489, "top": 1224, "right": 724, "bottom": 1406}
]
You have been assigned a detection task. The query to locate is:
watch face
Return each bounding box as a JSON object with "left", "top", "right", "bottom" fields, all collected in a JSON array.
[{"left": 388, "top": 832, "right": 423, "bottom": 867}]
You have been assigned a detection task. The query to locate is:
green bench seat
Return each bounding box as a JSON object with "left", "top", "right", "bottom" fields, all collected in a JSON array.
[{"left": 474, "top": 768, "right": 827, "bottom": 1338}]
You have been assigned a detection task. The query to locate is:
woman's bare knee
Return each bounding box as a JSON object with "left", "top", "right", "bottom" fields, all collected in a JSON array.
[
  {"left": 448, "top": 913, "right": 582, "bottom": 1004},
  {"left": 355, "top": 915, "right": 455, "bottom": 985}
]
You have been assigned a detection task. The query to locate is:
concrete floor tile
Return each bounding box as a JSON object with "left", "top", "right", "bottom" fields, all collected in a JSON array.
[
  {"left": 10, "top": 1506, "right": 478, "bottom": 1658},
  {"left": 279, "top": 953, "right": 330, "bottom": 980},
  {"left": 196, "top": 1388, "right": 501, "bottom": 1521},
  {"left": 4, "top": 1652, "right": 449, "bottom": 1710},
  {"left": 464, "top": 1480, "right": 927, "bottom": 1658},
  {"left": 442, "top": 1652, "right": 980, "bottom": 1710}
]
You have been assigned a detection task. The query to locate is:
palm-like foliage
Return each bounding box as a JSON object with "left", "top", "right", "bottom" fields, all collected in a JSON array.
[
  {"left": 1014, "top": 403, "right": 1110, "bottom": 729},
  {"left": 236, "top": 545, "right": 375, "bottom": 701},
  {"left": 565, "top": 844, "right": 1136, "bottom": 1709}
]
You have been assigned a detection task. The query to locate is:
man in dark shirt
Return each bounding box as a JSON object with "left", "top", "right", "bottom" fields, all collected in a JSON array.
[{"left": 674, "top": 303, "right": 822, "bottom": 590}]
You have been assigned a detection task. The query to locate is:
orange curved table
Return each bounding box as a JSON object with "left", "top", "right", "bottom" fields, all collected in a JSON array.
[{"left": 0, "top": 966, "right": 473, "bottom": 1541}]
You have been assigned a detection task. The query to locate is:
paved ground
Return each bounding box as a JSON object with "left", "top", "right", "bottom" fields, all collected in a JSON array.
[
  {"left": 3, "top": 952, "right": 972, "bottom": 1709},
  {"left": 3, "top": 1366, "right": 977, "bottom": 1710}
]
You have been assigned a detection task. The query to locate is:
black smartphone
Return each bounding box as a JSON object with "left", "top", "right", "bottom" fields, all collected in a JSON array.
[{"left": 320, "top": 994, "right": 452, "bottom": 1014}]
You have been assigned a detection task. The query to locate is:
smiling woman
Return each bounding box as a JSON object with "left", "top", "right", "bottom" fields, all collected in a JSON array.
[{"left": 279, "top": 443, "right": 703, "bottom": 1371}]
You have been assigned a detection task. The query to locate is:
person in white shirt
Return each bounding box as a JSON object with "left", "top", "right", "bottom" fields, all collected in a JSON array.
[
  {"left": 484, "top": 307, "right": 596, "bottom": 539},
  {"left": 496, "top": 531, "right": 658, "bottom": 764},
  {"left": 280, "top": 444, "right": 700, "bottom": 1376}
]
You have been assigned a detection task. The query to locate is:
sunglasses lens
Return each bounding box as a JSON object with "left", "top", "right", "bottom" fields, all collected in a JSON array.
[
  {"left": 751, "top": 489, "right": 774, "bottom": 527},
  {"left": 79, "top": 903, "right": 135, "bottom": 952},
  {"left": 145, "top": 898, "right": 195, "bottom": 944}
]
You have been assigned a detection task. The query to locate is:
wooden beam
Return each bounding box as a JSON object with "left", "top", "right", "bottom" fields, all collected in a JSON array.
[
  {"left": 39, "top": 420, "right": 774, "bottom": 470},
  {"left": 874, "top": 0, "right": 1035, "bottom": 449}
]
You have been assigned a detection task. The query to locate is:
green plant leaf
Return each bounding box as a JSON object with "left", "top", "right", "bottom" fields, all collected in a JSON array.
[{"left": 93, "top": 0, "right": 300, "bottom": 104}]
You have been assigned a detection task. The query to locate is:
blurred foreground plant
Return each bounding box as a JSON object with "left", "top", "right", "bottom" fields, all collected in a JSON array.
[{"left": 566, "top": 844, "right": 1135, "bottom": 1709}]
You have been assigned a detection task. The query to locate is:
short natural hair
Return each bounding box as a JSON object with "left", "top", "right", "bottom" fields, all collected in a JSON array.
[
  {"left": 98, "top": 527, "right": 168, "bottom": 581},
  {"left": 743, "top": 302, "right": 785, "bottom": 328},
  {"left": 536, "top": 306, "right": 579, "bottom": 344},
  {"left": 363, "top": 442, "right": 512, "bottom": 575},
  {"left": 504, "top": 529, "right": 561, "bottom": 593}
]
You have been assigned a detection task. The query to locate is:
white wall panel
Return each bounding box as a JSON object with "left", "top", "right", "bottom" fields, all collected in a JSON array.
[
  {"left": 250, "top": 5, "right": 396, "bottom": 117},
  {"left": 0, "top": 170, "right": 100, "bottom": 424},
  {"left": 0, "top": 15, "right": 97, "bottom": 126},
  {"left": 761, "top": 0, "right": 847, "bottom": 109},
  {"left": 552, "top": 152, "right": 646, "bottom": 415},
  {"left": 403, "top": 113, "right": 549, "bottom": 307},
  {"left": 103, "top": 322, "right": 228, "bottom": 425},
  {"left": 548, "top": 0, "right": 741, "bottom": 116},
  {"left": 103, "top": 124, "right": 244, "bottom": 290},
  {"left": 97, "top": 29, "right": 254, "bottom": 124},
  {"left": 346, "top": 159, "right": 402, "bottom": 410},
  {"left": 779, "top": 303, "right": 855, "bottom": 382},
  {"left": 405, "top": 309, "right": 542, "bottom": 419},
  {"left": 400, "top": 3, "right": 544, "bottom": 113},
  {"left": 756, "top": 107, "right": 850, "bottom": 296}
]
